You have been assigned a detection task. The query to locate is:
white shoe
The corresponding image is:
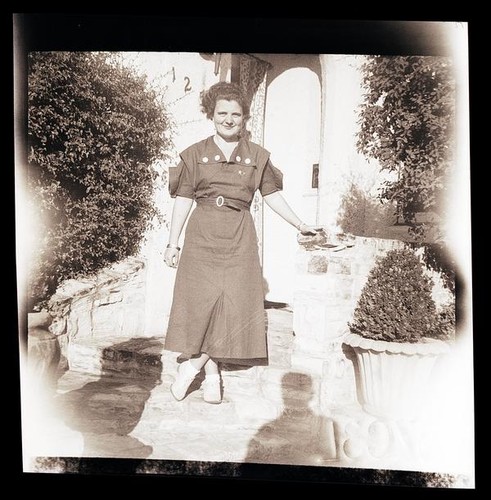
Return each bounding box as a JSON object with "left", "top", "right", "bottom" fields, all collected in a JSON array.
[
  {"left": 203, "top": 374, "right": 222, "bottom": 404},
  {"left": 170, "top": 360, "right": 200, "bottom": 401}
]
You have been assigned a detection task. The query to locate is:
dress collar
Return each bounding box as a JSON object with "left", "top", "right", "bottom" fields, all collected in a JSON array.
[{"left": 200, "top": 136, "right": 256, "bottom": 166}]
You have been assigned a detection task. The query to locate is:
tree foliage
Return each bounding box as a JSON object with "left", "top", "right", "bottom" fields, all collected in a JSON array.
[
  {"left": 28, "top": 52, "right": 171, "bottom": 308},
  {"left": 357, "top": 56, "right": 455, "bottom": 237}
]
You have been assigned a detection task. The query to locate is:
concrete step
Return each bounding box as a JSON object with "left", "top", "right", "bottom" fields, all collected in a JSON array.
[
  {"left": 61, "top": 308, "right": 296, "bottom": 436},
  {"left": 66, "top": 308, "right": 295, "bottom": 380},
  {"left": 53, "top": 364, "right": 340, "bottom": 465},
  {"left": 53, "top": 307, "right": 336, "bottom": 464},
  {"left": 33, "top": 307, "right": 471, "bottom": 481},
  {"left": 67, "top": 335, "right": 165, "bottom": 379}
]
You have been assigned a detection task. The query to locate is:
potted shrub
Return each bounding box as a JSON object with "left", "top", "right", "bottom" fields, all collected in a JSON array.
[{"left": 343, "top": 248, "right": 454, "bottom": 419}]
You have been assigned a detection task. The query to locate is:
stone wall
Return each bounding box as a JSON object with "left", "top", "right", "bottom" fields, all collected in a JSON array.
[
  {"left": 48, "top": 257, "right": 147, "bottom": 368},
  {"left": 292, "top": 232, "right": 453, "bottom": 415}
]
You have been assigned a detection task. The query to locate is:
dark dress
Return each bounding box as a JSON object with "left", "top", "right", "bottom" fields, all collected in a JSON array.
[{"left": 164, "top": 135, "right": 283, "bottom": 364}]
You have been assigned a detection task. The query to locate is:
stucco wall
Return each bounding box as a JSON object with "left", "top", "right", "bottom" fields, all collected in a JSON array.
[{"left": 123, "top": 52, "right": 227, "bottom": 336}]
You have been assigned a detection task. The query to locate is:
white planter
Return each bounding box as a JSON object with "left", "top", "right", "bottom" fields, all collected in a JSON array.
[{"left": 343, "top": 332, "right": 450, "bottom": 419}]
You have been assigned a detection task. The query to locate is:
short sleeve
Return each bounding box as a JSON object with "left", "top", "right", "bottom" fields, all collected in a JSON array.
[
  {"left": 259, "top": 159, "right": 283, "bottom": 196},
  {"left": 168, "top": 159, "right": 195, "bottom": 199}
]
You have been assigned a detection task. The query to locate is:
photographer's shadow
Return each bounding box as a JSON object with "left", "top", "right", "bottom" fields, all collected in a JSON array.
[
  {"left": 54, "top": 338, "right": 162, "bottom": 459},
  {"left": 244, "top": 372, "right": 337, "bottom": 466}
]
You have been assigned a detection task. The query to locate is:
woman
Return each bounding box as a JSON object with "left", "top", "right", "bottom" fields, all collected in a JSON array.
[{"left": 164, "top": 82, "right": 320, "bottom": 404}]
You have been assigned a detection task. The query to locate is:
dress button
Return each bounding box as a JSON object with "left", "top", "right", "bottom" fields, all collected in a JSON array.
[
  {"left": 245, "top": 158, "right": 251, "bottom": 164},
  {"left": 236, "top": 155, "right": 241, "bottom": 162},
  {"left": 202, "top": 156, "right": 209, "bottom": 163},
  {"left": 214, "top": 154, "right": 220, "bottom": 161}
]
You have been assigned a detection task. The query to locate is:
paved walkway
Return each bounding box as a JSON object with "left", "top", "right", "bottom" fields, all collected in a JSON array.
[
  {"left": 22, "top": 308, "right": 474, "bottom": 488},
  {"left": 25, "top": 309, "right": 341, "bottom": 467}
]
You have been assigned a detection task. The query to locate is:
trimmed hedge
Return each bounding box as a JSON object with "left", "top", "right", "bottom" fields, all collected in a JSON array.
[{"left": 349, "top": 249, "right": 454, "bottom": 342}]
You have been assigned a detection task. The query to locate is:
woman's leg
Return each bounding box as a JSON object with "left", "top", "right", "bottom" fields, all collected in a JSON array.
[
  {"left": 203, "top": 358, "right": 221, "bottom": 404},
  {"left": 171, "top": 353, "right": 208, "bottom": 401},
  {"left": 188, "top": 352, "right": 210, "bottom": 371},
  {"left": 204, "top": 358, "right": 219, "bottom": 375},
  {"left": 171, "top": 352, "right": 222, "bottom": 403}
]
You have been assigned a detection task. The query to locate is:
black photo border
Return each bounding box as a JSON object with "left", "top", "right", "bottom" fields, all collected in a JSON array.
[{"left": 12, "top": 13, "right": 476, "bottom": 492}]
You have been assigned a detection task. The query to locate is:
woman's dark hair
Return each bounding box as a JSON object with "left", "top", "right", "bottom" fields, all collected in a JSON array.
[{"left": 200, "top": 82, "right": 250, "bottom": 120}]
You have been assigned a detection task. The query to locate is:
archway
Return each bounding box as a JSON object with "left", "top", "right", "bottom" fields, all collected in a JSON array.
[{"left": 261, "top": 56, "right": 322, "bottom": 304}]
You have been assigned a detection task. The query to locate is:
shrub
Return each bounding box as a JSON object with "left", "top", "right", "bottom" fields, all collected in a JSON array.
[
  {"left": 349, "top": 249, "right": 453, "bottom": 342},
  {"left": 28, "top": 52, "right": 171, "bottom": 309},
  {"left": 338, "top": 183, "right": 397, "bottom": 237}
]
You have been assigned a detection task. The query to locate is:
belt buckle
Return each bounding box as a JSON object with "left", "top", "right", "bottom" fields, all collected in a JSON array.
[{"left": 216, "top": 195, "right": 224, "bottom": 207}]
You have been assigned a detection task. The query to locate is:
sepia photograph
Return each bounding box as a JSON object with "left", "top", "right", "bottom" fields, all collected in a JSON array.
[{"left": 14, "top": 15, "right": 474, "bottom": 488}]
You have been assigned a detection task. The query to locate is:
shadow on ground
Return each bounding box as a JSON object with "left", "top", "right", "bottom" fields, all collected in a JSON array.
[
  {"left": 54, "top": 338, "right": 163, "bottom": 460},
  {"left": 244, "top": 372, "right": 337, "bottom": 466}
]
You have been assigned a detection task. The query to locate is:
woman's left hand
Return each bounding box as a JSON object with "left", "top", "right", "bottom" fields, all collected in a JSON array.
[
  {"left": 164, "top": 247, "right": 180, "bottom": 268},
  {"left": 298, "top": 223, "right": 324, "bottom": 235}
]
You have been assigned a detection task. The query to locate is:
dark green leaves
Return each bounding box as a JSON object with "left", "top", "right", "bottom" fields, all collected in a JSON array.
[
  {"left": 349, "top": 249, "right": 454, "bottom": 342},
  {"left": 357, "top": 56, "right": 455, "bottom": 238},
  {"left": 28, "top": 52, "right": 171, "bottom": 308}
]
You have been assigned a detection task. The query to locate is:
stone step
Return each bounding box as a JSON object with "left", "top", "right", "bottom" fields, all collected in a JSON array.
[
  {"left": 52, "top": 365, "right": 340, "bottom": 465},
  {"left": 67, "top": 335, "right": 165, "bottom": 379},
  {"left": 40, "top": 306, "right": 469, "bottom": 478},
  {"left": 66, "top": 308, "right": 295, "bottom": 380},
  {"left": 64, "top": 346, "right": 295, "bottom": 419},
  {"left": 59, "top": 308, "right": 297, "bottom": 437}
]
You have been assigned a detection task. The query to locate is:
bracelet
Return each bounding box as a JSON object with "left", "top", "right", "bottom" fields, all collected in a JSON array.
[
  {"left": 166, "top": 243, "right": 181, "bottom": 251},
  {"left": 295, "top": 222, "right": 305, "bottom": 231}
]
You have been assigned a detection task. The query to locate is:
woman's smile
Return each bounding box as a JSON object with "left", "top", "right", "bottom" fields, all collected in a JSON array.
[{"left": 213, "top": 99, "right": 243, "bottom": 142}]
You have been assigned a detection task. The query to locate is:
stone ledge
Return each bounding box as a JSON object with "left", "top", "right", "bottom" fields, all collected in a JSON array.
[
  {"left": 47, "top": 257, "right": 148, "bottom": 365},
  {"left": 67, "top": 335, "right": 163, "bottom": 379},
  {"left": 297, "top": 230, "right": 356, "bottom": 251},
  {"left": 50, "top": 258, "right": 146, "bottom": 305},
  {"left": 28, "top": 311, "right": 53, "bottom": 329},
  {"left": 27, "top": 312, "right": 60, "bottom": 392}
]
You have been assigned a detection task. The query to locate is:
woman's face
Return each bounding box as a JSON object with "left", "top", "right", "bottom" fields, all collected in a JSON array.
[{"left": 213, "top": 99, "right": 243, "bottom": 141}]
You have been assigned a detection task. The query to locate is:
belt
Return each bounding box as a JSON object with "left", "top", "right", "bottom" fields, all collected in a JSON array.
[{"left": 196, "top": 196, "right": 251, "bottom": 211}]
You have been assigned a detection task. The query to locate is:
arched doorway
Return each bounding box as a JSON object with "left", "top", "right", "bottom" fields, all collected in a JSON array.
[{"left": 261, "top": 55, "right": 322, "bottom": 304}]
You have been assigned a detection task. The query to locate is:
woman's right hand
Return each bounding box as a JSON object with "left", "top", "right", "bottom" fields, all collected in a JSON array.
[
  {"left": 298, "top": 223, "right": 323, "bottom": 235},
  {"left": 164, "top": 247, "right": 180, "bottom": 268}
]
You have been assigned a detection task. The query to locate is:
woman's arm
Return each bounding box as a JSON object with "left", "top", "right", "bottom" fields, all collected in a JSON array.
[
  {"left": 263, "top": 191, "right": 321, "bottom": 234},
  {"left": 164, "top": 196, "right": 194, "bottom": 268}
]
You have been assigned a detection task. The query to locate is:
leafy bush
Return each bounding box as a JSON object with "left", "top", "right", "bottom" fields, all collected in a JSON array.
[
  {"left": 28, "top": 52, "right": 171, "bottom": 309},
  {"left": 349, "top": 249, "right": 453, "bottom": 342},
  {"left": 338, "top": 183, "right": 397, "bottom": 237},
  {"left": 357, "top": 56, "right": 455, "bottom": 239}
]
